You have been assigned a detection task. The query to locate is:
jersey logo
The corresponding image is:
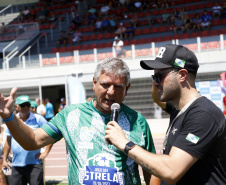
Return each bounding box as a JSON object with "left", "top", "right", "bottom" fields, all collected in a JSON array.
[
  {"left": 186, "top": 133, "right": 200, "bottom": 144},
  {"left": 78, "top": 127, "right": 94, "bottom": 149},
  {"left": 156, "top": 47, "right": 166, "bottom": 58},
  {"left": 80, "top": 127, "right": 94, "bottom": 142},
  {"left": 171, "top": 127, "right": 178, "bottom": 135},
  {"left": 79, "top": 154, "right": 124, "bottom": 185}
]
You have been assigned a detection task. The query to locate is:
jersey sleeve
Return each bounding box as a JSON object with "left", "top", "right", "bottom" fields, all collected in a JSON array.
[
  {"left": 173, "top": 111, "right": 218, "bottom": 160},
  {"left": 41, "top": 109, "right": 65, "bottom": 141}
]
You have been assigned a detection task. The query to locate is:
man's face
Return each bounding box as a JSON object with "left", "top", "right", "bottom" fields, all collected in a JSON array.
[
  {"left": 30, "top": 107, "right": 37, "bottom": 113},
  {"left": 153, "top": 68, "right": 180, "bottom": 102},
  {"left": 93, "top": 72, "right": 130, "bottom": 114},
  {"left": 17, "top": 102, "right": 31, "bottom": 115},
  {"left": 35, "top": 99, "right": 40, "bottom": 105}
]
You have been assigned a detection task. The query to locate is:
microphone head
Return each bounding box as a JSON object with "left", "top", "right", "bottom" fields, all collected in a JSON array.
[{"left": 111, "top": 103, "right": 121, "bottom": 111}]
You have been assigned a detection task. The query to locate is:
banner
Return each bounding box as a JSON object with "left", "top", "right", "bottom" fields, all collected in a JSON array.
[
  {"left": 195, "top": 80, "right": 225, "bottom": 111},
  {"left": 67, "top": 76, "right": 86, "bottom": 105}
]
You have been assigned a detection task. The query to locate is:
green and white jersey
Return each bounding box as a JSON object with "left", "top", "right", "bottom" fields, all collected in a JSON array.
[{"left": 42, "top": 99, "right": 156, "bottom": 185}]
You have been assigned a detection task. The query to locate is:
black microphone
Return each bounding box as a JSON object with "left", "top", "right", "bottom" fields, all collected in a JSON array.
[{"left": 110, "top": 103, "right": 121, "bottom": 122}]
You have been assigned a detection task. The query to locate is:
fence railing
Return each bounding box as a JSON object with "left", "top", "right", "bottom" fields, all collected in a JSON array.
[
  {"left": 1, "top": 22, "right": 40, "bottom": 70},
  {"left": 2, "top": 33, "right": 226, "bottom": 70}
]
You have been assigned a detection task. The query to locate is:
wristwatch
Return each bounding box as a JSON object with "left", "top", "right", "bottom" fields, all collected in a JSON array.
[{"left": 124, "top": 141, "right": 136, "bottom": 155}]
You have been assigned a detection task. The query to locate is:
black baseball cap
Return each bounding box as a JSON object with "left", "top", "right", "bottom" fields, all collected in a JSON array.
[{"left": 140, "top": 44, "right": 199, "bottom": 75}]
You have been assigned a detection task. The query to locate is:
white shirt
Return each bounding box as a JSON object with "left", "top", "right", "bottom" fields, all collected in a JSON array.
[
  {"left": 113, "top": 40, "right": 124, "bottom": 51},
  {"left": 37, "top": 104, "right": 46, "bottom": 115},
  {"left": 100, "top": 6, "right": 110, "bottom": 13},
  {"left": 113, "top": 40, "right": 124, "bottom": 47}
]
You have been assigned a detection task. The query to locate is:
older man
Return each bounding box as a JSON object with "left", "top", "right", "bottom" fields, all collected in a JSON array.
[
  {"left": 0, "top": 58, "right": 160, "bottom": 185},
  {"left": 2, "top": 95, "right": 53, "bottom": 185}
]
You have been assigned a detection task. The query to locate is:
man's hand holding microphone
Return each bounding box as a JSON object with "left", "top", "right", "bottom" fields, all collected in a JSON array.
[{"left": 105, "top": 103, "right": 130, "bottom": 151}]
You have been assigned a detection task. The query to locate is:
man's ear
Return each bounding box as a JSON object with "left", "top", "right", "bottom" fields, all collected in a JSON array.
[
  {"left": 125, "top": 83, "right": 131, "bottom": 96},
  {"left": 93, "top": 77, "right": 97, "bottom": 91},
  {"left": 179, "top": 69, "right": 188, "bottom": 83}
]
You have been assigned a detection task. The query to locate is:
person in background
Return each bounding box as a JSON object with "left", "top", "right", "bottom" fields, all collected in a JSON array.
[
  {"left": 173, "top": 16, "right": 185, "bottom": 34},
  {"left": 200, "top": 9, "right": 212, "bottom": 31},
  {"left": 212, "top": 2, "right": 222, "bottom": 18},
  {"left": 145, "top": 12, "right": 154, "bottom": 28},
  {"left": 109, "top": 15, "right": 117, "bottom": 32},
  {"left": 29, "top": 6, "right": 37, "bottom": 21},
  {"left": 94, "top": 18, "right": 102, "bottom": 32},
  {"left": 0, "top": 58, "right": 160, "bottom": 185},
  {"left": 58, "top": 98, "right": 66, "bottom": 112},
  {"left": 45, "top": 98, "right": 54, "bottom": 121},
  {"left": 30, "top": 100, "right": 38, "bottom": 114},
  {"left": 221, "top": 1, "right": 226, "bottom": 19},
  {"left": 105, "top": 44, "right": 226, "bottom": 185},
  {"left": 115, "top": 22, "right": 126, "bottom": 40},
  {"left": 125, "top": 22, "right": 135, "bottom": 41},
  {"left": 183, "top": 14, "right": 193, "bottom": 34},
  {"left": 223, "top": 95, "right": 226, "bottom": 111},
  {"left": 223, "top": 95, "right": 226, "bottom": 118},
  {"left": 2, "top": 95, "right": 53, "bottom": 185},
  {"left": 35, "top": 98, "right": 46, "bottom": 117},
  {"left": 192, "top": 13, "right": 202, "bottom": 32},
  {"left": 160, "top": 9, "right": 171, "bottom": 25},
  {"left": 22, "top": 6, "right": 30, "bottom": 21},
  {"left": 112, "top": 36, "right": 126, "bottom": 58},
  {"left": 57, "top": 30, "right": 68, "bottom": 47},
  {"left": 70, "top": 29, "right": 82, "bottom": 46},
  {"left": 0, "top": 122, "right": 8, "bottom": 185},
  {"left": 0, "top": 22, "right": 7, "bottom": 35}
]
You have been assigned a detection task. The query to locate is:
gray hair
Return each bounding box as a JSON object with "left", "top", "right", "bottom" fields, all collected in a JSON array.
[{"left": 94, "top": 57, "right": 130, "bottom": 86}]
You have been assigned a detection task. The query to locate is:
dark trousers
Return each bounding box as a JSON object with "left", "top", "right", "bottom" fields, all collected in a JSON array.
[{"left": 11, "top": 164, "right": 43, "bottom": 185}]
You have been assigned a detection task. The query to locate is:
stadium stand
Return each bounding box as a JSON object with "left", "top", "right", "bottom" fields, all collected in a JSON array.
[
  {"left": 0, "top": 0, "right": 226, "bottom": 68},
  {"left": 1, "top": 3, "right": 226, "bottom": 185}
]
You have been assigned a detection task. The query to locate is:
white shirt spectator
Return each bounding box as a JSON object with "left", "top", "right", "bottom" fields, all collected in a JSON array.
[
  {"left": 37, "top": 104, "right": 46, "bottom": 116},
  {"left": 134, "top": 1, "right": 142, "bottom": 8},
  {"left": 100, "top": 5, "right": 110, "bottom": 13}
]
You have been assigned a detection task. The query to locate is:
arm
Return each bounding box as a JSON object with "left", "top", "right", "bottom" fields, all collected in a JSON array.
[
  {"left": 41, "top": 111, "right": 46, "bottom": 117},
  {"left": 105, "top": 121, "right": 198, "bottom": 184},
  {"left": 0, "top": 88, "right": 56, "bottom": 151},
  {"left": 36, "top": 143, "right": 54, "bottom": 161},
  {"left": 152, "top": 84, "right": 166, "bottom": 110},
  {"left": 7, "top": 116, "right": 55, "bottom": 150},
  {"left": 2, "top": 136, "right": 11, "bottom": 169},
  {"left": 43, "top": 105, "right": 47, "bottom": 117},
  {"left": 143, "top": 168, "right": 161, "bottom": 185}
]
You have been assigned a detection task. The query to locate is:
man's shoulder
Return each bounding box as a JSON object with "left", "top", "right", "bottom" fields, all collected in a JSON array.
[
  {"left": 32, "top": 113, "right": 47, "bottom": 123},
  {"left": 38, "top": 104, "right": 45, "bottom": 108},
  {"left": 188, "top": 96, "right": 223, "bottom": 118},
  {"left": 121, "top": 103, "right": 145, "bottom": 118},
  {"left": 61, "top": 101, "right": 92, "bottom": 113}
]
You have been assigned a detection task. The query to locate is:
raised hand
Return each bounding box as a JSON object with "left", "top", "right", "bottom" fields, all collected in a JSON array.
[{"left": 0, "top": 87, "right": 17, "bottom": 119}]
